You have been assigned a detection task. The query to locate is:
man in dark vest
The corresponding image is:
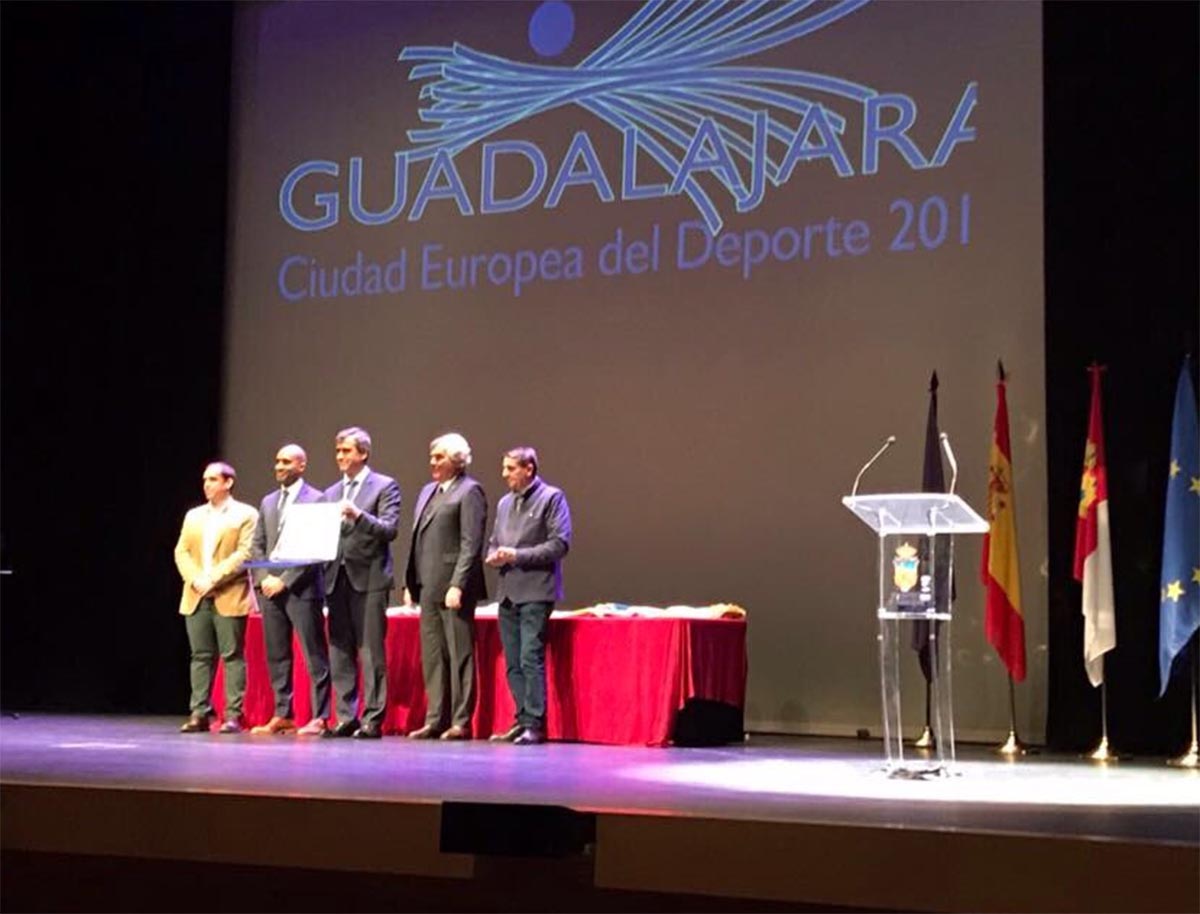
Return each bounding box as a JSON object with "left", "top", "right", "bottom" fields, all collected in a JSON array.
[{"left": 485, "top": 446, "right": 572, "bottom": 745}]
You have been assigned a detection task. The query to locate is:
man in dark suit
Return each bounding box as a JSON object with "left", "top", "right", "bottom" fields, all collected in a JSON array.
[
  {"left": 485, "top": 447, "right": 572, "bottom": 745},
  {"left": 323, "top": 426, "right": 402, "bottom": 739},
  {"left": 249, "top": 444, "right": 331, "bottom": 736},
  {"left": 403, "top": 432, "right": 487, "bottom": 740}
]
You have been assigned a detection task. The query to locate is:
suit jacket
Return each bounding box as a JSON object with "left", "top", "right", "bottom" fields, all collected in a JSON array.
[
  {"left": 322, "top": 469, "right": 402, "bottom": 595},
  {"left": 489, "top": 478, "right": 572, "bottom": 604},
  {"left": 404, "top": 475, "right": 487, "bottom": 606},
  {"left": 250, "top": 480, "right": 325, "bottom": 601},
  {"left": 174, "top": 498, "right": 259, "bottom": 617}
]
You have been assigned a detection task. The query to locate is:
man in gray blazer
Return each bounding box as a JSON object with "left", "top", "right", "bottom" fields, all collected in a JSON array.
[
  {"left": 249, "top": 443, "right": 331, "bottom": 736},
  {"left": 485, "top": 447, "right": 572, "bottom": 745},
  {"left": 404, "top": 432, "right": 487, "bottom": 740},
  {"left": 323, "top": 426, "right": 402, "bottom": 739}
]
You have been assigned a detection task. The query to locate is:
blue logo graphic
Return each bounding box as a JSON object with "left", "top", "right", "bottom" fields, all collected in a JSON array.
[
  {"left": 280, "top": 0, "right": 978, "bottom": 235},
  {"left": 528, "top": 1, "right": 575, "bottom": 58}
]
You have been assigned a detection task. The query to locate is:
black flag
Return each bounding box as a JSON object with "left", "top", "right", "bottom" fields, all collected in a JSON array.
[{"left": 913, "top": 371, "right": 948, "bottom": 681}]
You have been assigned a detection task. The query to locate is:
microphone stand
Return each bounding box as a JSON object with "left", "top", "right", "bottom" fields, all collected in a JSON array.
[{"left": 850, "top": 436, "right": 896, "bottom": 499}]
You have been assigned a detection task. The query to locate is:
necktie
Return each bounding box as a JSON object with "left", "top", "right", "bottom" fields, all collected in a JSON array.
[
  {"left": 277, "top": 487, "right": 289, "bottom": 533},
  {"left": 339, "top": 479, "right": 359, "bottom": 541}
]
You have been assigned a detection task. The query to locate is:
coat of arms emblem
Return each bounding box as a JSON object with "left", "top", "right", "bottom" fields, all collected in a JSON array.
[{"left": 892, "top": 541, "right": 920, "bottom": 593}]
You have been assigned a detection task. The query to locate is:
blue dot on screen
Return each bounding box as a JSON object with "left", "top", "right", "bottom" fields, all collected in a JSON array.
[{"left": 528, "top": 1, "right": 574, "bottom": 58}]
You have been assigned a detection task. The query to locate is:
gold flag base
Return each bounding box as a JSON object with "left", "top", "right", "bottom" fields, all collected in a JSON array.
[
  {"left": 1167, "top": 740, "right": 1200, "bottom": 769},
  {"left": 994, "top": 730, "right": 1028, "bottom": 757},
  {"left": 913, "top": 725, "right": 935, "bottom": 749},
  {"left": 1085, "top": 736, "right": 1121, "bottom": 762}
]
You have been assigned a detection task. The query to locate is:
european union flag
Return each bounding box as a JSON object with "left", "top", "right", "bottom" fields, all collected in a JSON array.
[{"left": 1158, "top": 358, "right": 1200, "bottom": 696}]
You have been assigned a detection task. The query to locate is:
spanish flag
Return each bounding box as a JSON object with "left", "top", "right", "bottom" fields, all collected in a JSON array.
[
  {"left": 982, "top": 362, "right": 1026, "bottom": 681},
  {"left": 1073, "top": 364, "right": 1116, "bottom": 687}
]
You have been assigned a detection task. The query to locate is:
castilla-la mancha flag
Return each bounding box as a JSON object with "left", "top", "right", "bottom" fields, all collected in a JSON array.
[
  {"left": 1073, "top": 365, "right": 1116, "bottom": 687},
  {"left": 981, "top": 362, "right": 1026, "bottom": 681}
]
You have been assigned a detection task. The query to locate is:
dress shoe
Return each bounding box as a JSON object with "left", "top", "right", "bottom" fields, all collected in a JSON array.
[
  {"left": 296, "top": 718, "right": 328, "bottom": 736},
  {"left": 513, "top": 727, "right": 546, "bottom": 745},
  {"left": 407, "top": 724, "right": 443, "bottom": 740},
  {"left": 353, "top": 723, "right": 383, "bottom": 739},
  {"left": 179, "top": 714, "right": 210, "bottom": 734},
  {"left": 439, "top": 725, "right": 472, "bottom": 741},
  {"left": 489, "top": 723, "right": 524, "bottom": 743},
  {"left": 323, "top": 719, "right": 361, "bottom": 738},
  {"left": 250, "top": 716, "right": 296, "bottom": 735},
  {"left": 217, "top": 718, "right": 244, "bottom": 734}
]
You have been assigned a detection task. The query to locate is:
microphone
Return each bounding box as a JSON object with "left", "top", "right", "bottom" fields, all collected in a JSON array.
[
  {"left": 940, "top": 432, "right": 959, "bottom": 495},
  {"left": 851, "top": 436, "right": 896, "bottom": 498}
]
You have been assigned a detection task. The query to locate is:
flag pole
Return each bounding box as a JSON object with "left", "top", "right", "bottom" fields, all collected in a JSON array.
[
  {"left": 1078, "top": 362, "right": 1117, "bottom": 762},
  {"left": 915, "top": 685, "right": 934, "bottom": 748},
  {"left": 987, "top": 358, "right": 1028, "bottom": 757},
  {"left": 995, "top": 673, "right": 1028, "bottom": 756},
  {"left": 913, "top": 369, "right": 943, "bottom": 752},
  {"left": 1161, "top": 357, "right": 1198, "bottom": 769},
  {"left": 1167, "top": 646, "right": 1199, "bottom": 768},
  {"left": 1087, "top": 676, "right": 1119, "bottom": 761}
]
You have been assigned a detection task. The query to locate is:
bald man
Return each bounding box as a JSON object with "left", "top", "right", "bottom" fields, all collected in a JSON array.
[
  {"left": 175, "top": 461, "right": 258, "bottom": 733},
  {"left": 249, "top": 444, "right": 332, "bottom": 736}
]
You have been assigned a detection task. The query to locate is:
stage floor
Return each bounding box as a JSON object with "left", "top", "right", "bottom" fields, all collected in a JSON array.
[{"left": 2, "top": 714, "right": 1198, "bottom": 912}]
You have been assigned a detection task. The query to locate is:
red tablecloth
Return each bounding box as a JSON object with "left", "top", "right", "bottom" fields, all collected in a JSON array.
[{"left": 214, "top": 613, "right": 746, "bottom": 746}]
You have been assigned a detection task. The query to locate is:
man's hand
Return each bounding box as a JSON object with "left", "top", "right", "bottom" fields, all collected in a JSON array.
[
  {"left": 445, "top": 585, "right": 463, "bottom": 610},
  {"left": 485, "top": 547, "right": 517, "bottom": 567},
  {"left": 341, "top": 500, "right": 362, "bottom": 521},
  {"left": 261, "top": 575, "right": 286, "bottom": 598},
  {"left": 402, "top": 587, "right": 414, "bottom": 607},
  {"left": 191, "top": 575, "right": 212, "bottom": 597}
]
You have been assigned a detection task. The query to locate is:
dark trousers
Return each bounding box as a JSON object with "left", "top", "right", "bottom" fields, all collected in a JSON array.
[
  {"left": 498, "top": 599, "right": 552, "bottom": 730},
  {"left": 326, "top": 569, "right": 389, "bottom": 727},
  {"left": 260, "top": 590, "right": 331, "bottom": 720},
  {"left": 184, "top": 597, "right": 247, "bottom": 719},
  {"left": 418, "top": 599, "right": 476, "bottom": 730}
]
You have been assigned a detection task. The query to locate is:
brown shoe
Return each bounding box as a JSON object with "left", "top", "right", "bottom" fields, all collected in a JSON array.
[
  {"left": 296, "top": 718, "right": 327, "bottom": 736},
  {"left": 250, "top": 716, "right": 296, "bottom": 735},
  {"left": 179, "top": 713, "right": 210, "bottom": 734},
  {"left": 407, "top": 724, "right": 443, "bottom": 740},
  {"left": 489, "top": 723, "right": 524, "bottom": 743},
  {"left": 440, "top": 725, "right": 471, "bottom": 741}
]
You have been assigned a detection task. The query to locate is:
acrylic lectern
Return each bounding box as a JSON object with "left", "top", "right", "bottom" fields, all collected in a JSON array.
[{"left": 842, "top": 493, "right": 989, "bottom": 777}]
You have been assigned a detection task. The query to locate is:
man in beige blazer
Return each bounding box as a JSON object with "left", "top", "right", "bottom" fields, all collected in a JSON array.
[{"left": 174, "top": 461, "right": 259, "bottom": 733}]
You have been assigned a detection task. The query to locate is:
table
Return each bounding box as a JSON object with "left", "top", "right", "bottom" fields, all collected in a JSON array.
[{"left": 214, "top": 612, "right": 746, "bottom": 746}]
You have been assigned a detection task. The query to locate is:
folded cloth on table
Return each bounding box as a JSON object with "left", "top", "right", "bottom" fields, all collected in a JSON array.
[
  {"left": 383, "top": 602, "right": 748, "bottom": 619},
  {"left": 563, "top": 602, "right": 746, "bottom": 619}
]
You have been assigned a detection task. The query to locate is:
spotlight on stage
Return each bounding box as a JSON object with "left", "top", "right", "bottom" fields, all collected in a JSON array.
[{"left": 624, "top": 757, "right": 1200, "bottom": 807}]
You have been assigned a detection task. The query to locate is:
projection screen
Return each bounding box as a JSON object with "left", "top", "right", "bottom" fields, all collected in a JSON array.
[{"left": 222, "top": 0, "right": 1046, "bottom": 741}]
